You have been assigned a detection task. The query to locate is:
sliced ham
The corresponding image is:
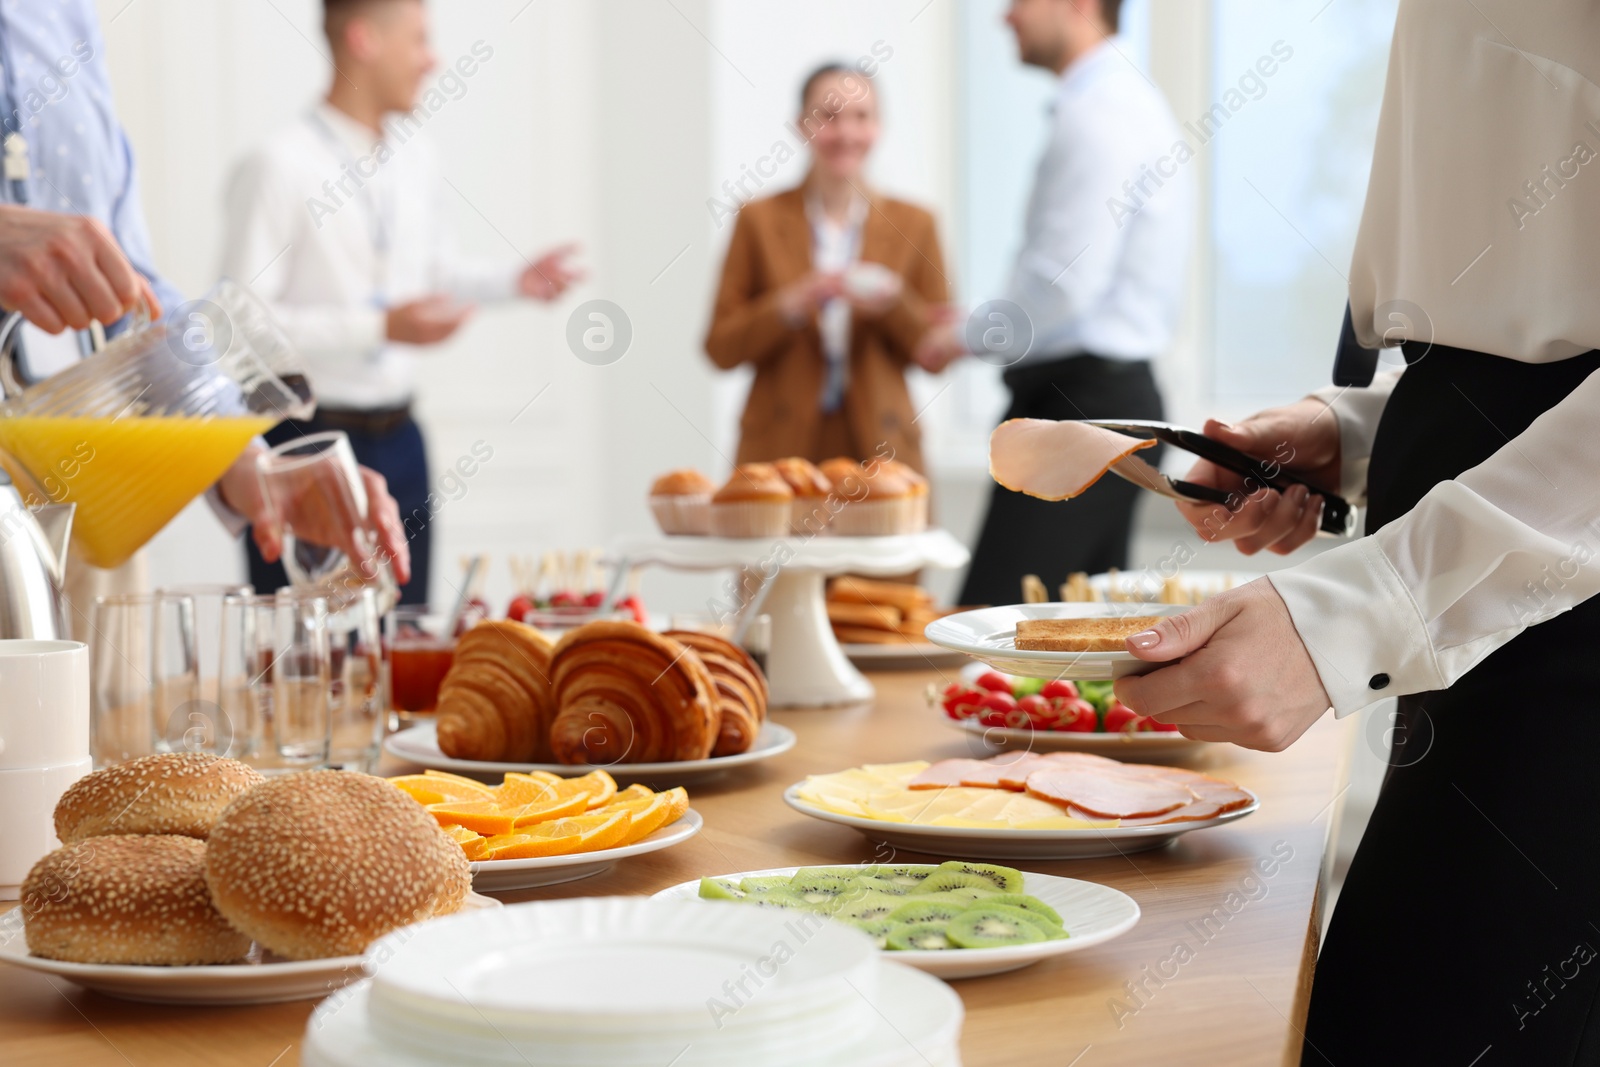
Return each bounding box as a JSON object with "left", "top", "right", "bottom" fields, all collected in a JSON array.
[
  {"left": 908, "top": 759, "right": 998, "bottom": 790},
  {"left": 1025, "top": 768, "right": 1196, "bottom": 820},
  {"left": 988, "top": 418, "right": 1156, "bottom": 501},
  {"left": 1119, "top": 799, "right": 1227, "bottom": 825}
]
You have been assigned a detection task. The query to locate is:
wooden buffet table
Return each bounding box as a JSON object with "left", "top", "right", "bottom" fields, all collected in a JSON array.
[{"left": 1, "top": 668, "right": 1356, "bottom": 1067}]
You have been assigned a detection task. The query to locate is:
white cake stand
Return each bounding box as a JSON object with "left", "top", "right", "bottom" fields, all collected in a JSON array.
[{"left": 608, "top": 530, "right": 970, "bottom": 708}]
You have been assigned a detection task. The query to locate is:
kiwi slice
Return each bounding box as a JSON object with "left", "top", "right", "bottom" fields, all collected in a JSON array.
[
  {"left": 698, "top": 877, "right": 745, "bottom": 901},
  {"left": 886, "top": 923, "right": 955, "bottom": 951},
  {"left": 985, "top": 893, "right": 1064, "bottom": 927},
  {"left": 786, "top": 872, "right": 858, "bottom": 909},
  {"left": 887, "top": 899, "right": 966, "bottom": 925},
  {"left": 934, "top": 861, "right": 1025, "bottom": 894},
  {"left": 866, "top": 864, "right": 939, "bottom": 889},
  {"left": 847, "top": 918, "right": 901, "bottom": 949},
  {"left": 742, "top": 887, "right": 814, "bottom": 911},
  {"left": 854, "top": 875, "right": 912, "bottom": 896},
  {"left": 911, "top": 870, "right": 999, "bottom": 900},
  {"left": 832, "top": 890, "right": 905, "bottom": 923},
  {"left": 947, "top": 905, "right": 1049, "bottom": 948},
  {"left": 739, "top": 875, "right": 795, "bottom": 895}
]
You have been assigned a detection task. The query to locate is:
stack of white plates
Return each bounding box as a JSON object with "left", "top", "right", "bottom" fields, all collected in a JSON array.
[{"left": 303, "top": 898, "right": 964, "bottom": 1067}]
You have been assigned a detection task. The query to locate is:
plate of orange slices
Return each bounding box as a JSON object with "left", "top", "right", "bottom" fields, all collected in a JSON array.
[{"left": 387, "top": 769, "right": 702, "bottom": 893}]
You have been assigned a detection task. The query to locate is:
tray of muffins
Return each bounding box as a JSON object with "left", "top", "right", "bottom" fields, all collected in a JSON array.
[{"left": 0, "top": 754, "right": 496, "bottom": 1004}]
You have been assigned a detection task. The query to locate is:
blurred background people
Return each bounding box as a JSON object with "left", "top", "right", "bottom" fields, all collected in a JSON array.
[
  {"left": 0, "top": 0, "right": 407, "bottom": 633},
  {"left": 220, "top": 0, "right": 581, "bottom": 605},
  {"left": 704, "top": 63, "right": 951, "bottom": 473},
  {"left": 957, "top": 0, "right": 1192, "bottom": 606}
]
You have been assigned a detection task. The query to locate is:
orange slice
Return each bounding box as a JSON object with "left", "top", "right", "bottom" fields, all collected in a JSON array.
[
  {"left": 617, "top": 787, "right": 689, "bottom": 844},
  {"left": 423, "top": 769, "right": 499, "bottom": 791},
  {"left": 389, "top": 774, "right": 495, "bottom": 806},
  {"left": 614, "top": 784, "right": 653, "bottom": 803},
  {"left": 442, "top": 824, "right": 491, "bottom": 861},
  {"left": 494, "top": 773, "right": 563, "bottom": 808},
  {"left": 509, "top": 792, "right": 589, "bottom": 827},
  {"left": 427, "top": 800, "right": 521, "bottom": 836},
  {"left": 549, "top": 769, "right": 618, "bottom": 809},
  {"left": 482, "top": 810, "right": 631, "bottom": 859}
]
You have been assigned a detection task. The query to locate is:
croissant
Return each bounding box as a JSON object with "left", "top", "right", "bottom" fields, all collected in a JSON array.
[
  {"left": 436, "top": 620, "right": 556, "bottom": 762},
  {"left": 663, "top": 629, "right": 767, "bottom": 757},
  {"left": 549, "top": 621, "right": 717, "bottom": 765}
]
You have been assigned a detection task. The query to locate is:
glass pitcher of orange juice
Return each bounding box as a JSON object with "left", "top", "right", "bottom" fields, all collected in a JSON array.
[{"left": 0, "top": 280, "right": 313, "bottom": 570}]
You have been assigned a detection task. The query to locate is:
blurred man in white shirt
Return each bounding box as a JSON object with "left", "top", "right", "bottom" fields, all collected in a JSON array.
[
  {"left": 221, "top": 0, "right": 581, "bottom": 604},
  {"left": 957, "top": 0, "right": 1191, "bottom": 605}
]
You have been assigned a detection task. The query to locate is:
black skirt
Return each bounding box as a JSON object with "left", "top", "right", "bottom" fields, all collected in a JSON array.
[{"left": 1304, "top": 344, "right": 1600, "bottom": 1065}]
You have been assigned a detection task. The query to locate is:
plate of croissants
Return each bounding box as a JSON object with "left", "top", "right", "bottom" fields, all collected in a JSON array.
[{"left": 384, "top": 618, "right": 796, "bottom": 787}]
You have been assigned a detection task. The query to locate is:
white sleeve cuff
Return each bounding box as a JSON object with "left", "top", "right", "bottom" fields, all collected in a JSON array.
[
  {"left": 204, "top": 484, "right": 251, "bottom": 539},
  {"left": 1268, "top": 535, "right": 1445, "bottom": 718},
  {"left": 1309, "top": 369, "right": 1402, "bottom": 505}
]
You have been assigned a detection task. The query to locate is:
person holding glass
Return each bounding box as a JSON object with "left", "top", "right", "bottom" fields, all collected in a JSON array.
[
  {"left": 1110, "top": 4, "right": 1600, "bottom": 1061},
  {"left": 704, "top": 63, "right": 952, "bottom": 472},
  {"left": 0, "top": 0, "right": 409, "bottom": 631}
]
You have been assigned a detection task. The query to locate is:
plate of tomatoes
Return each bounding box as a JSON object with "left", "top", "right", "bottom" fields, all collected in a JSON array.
[{"left": 929, "top": 664, "right": 1205, "bottom": 759}]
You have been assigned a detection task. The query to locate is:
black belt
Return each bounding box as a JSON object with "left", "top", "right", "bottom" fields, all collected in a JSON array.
[
  {"left": 1002, "top": 352, "right": 1152, "bottom": 392},
  {"left": 314, "top": 403, "right": 413, "bottom": 437}
]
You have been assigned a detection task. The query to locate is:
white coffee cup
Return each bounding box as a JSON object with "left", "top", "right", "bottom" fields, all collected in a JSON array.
[
  {"left": 0, "top": 640, "right": 88, "bottom": 770},
  {"left": 0, "top": 640, "right": 90, "bottom": 901}
]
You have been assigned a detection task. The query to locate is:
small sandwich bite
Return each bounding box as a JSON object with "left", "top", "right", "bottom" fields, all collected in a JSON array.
[
  {"left": 204, "top": 771, "right": 470, "bottom": 961},
  {"left": 54, "top": 753, "right": 263, "bottom": 845},
  {"left": 22, "top": 835, "right": 252, "bottom": 965}
]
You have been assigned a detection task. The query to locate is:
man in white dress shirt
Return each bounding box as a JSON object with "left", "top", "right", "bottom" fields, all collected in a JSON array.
[
  {"left": 221, "top": 0, "right": 580, "bottom": 604},
  {"left": 958, "top": 0, "right": 1191, "bottom": 606}
]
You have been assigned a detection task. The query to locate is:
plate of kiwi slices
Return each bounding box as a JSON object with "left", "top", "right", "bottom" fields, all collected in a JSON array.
[{"left": 651, "top": 861, "right": 1140, "bottom": 979}]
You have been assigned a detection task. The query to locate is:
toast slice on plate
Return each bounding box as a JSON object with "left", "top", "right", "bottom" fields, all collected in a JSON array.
[{"left": 1013, "top": 615, "right": 1162, "bottom": 652}]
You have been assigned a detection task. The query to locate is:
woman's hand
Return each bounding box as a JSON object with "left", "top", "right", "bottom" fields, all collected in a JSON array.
[
  {"left": 1113, "top": 579, "right": 1331, "bottom": 751},
  {"left": 912, "top": 304, "right": 965, "bottom": 372},
  {"left": 1175, "top": 398, "right": 1343, "bottom": 556},
  {"left": 218, "top": 446, "right": 412, "bottom": 586},
  {"left": 839, "top": 268, "right": 903, "bottom": 318},
  {"left": 776, "top": 271, "right": 843, "bottom": 325}
]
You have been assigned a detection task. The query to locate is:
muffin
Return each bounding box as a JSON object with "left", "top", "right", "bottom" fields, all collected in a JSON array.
[
  {"left": 831, "top": 458, "right": 917, "bottom": 536},
  {"left": 649, "top": 469, "right": 715, "bottom": 536},
  {"left": 881, "top": 459, "right": 930, "bottom": 532},
  {"left": 773, "top": 457, "right": 835, "bottom": 535},
  {"left": 709, "top": 464, "right": 794, "bottom": 538}
]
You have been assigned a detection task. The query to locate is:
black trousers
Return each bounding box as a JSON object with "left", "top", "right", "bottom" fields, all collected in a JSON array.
[
  {"left": 245, "top": 413, "right": 432, "bottom": 607},
  {"left": 958, "top": 355, "right": 1163, "bottom": 606},
  {"left": 1304, "top": 345, "right": 1600, "bottom": 1065}
]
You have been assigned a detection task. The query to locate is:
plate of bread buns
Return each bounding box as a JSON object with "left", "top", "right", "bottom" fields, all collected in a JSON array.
[
  {"left": 923, "top": 603, "right": 1191, "bottom": 680},
  {"left": 0, "top": 754, "right": 497, "bottom": 1004}
]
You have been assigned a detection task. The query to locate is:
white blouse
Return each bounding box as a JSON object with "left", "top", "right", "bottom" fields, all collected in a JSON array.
[{"left": 1269, "top": 0, "right": 1600, "bottom": 715}]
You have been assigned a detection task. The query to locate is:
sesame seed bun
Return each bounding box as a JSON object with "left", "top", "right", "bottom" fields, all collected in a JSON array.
[
  {"left": 54, "top": 753, "right": 264, "bottom": 845},
  {"left": 22, "top": 835, "right": 252, "bottom": 965},
  {"left": 203, "top": 771, "right": 470, "bottom": 961}
]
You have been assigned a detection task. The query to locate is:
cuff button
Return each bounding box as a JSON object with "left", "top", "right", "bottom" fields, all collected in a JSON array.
[{"left": 1369, "top": 673, "right": 1390, "bottom": 690}]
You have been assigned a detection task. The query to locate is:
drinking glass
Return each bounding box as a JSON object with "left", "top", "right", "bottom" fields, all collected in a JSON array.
[
  {"left": 271, "top": 591, "right": 332, "bottom": 767},
  {"left": 88, "top": 593, "right": 199, "bottom": 766},
  {"left": 160, "top": 583, "right": 252, "bottom": 753},
  {"left": 328, "top": 587, "right": 384, "bottom": 770},
  {"left": 218, "top": 592, "right": 275, "bottom": 765},
  {"left": 256, "top": 431, "right": 398, "bottom": 616},
  {"left": 384, "top": 606, "right": 456, "bottom": 725}
]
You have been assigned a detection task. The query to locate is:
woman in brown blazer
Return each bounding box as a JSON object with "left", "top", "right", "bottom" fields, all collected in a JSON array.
[{"left": 705, "top": 64, "right": 953, "bottom": 473}]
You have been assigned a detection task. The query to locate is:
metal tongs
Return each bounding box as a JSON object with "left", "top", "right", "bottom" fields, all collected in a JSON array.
[{"left": 1082, "top": 419, "right": 1357, "bottom": 538}]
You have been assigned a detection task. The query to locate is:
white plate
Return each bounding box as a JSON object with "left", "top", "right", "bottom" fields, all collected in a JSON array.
[
  {"left": 385, "top": 721, "right": 796, "bottom": 786},
  {"left": 304, "top": 959, "right": 962, "bottom": 1067},
  {"left": 924, "top": 602, "right": 1191, "bottom": 679},
  {"left": 652, "top": 865, "right": 1140, "bottom": 980},
  {"left": 470, "top": 809, "right": 703, "bottom": 893},
  {"left": 609, "top": 529, "right": 970, "bottom": 576},
  {"left": 783, "top": 785, "right": 1258, "bottom": 860},
  {"left": 0, "top": 893, "right": 500, "bottom": 1005},
  {"left": 842, "top": 642, "right": 970, "bottom": 670},
  {"left": 1087, "top": 568, "right": 1261, "bottom": 603},
  {"left": 945, "top": 661, "right": 1205, "bottom": 759}
]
